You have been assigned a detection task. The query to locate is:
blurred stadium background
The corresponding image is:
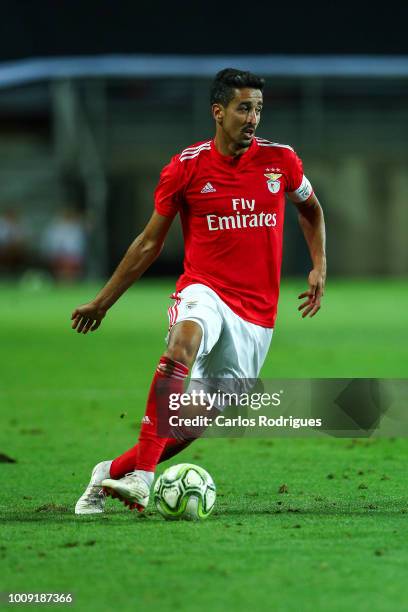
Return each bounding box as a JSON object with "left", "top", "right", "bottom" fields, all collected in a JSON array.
[
  {"left": 1, "top": 63, "right": 407, "bottom": 281},
  {"left": 0, "top": 3, "right": 407, "bottom": 283},
  {"left": 1, "top": 6, "right": 408, "bottom": 610}
]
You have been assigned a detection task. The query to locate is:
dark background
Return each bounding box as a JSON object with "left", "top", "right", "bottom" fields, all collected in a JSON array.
[
  {"left": 0, "top": 1, "right": 407, "bottom": 281},
  {"left": 1, "top": 1, "right": 407, "bottom": 60}
]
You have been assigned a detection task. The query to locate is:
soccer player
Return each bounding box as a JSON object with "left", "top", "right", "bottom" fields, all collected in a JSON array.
[{"left": 73, "top": 68, "right": 326, "bottom": 514}]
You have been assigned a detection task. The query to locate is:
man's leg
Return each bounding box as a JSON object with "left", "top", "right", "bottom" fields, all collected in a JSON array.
[
  {"left": 102, "top": 321, "right": 202, "bottom": 510},
  {"left": 76, "top": 284, "right": 224, "bottom": 515},
  {"left": 109, "top": 439, "right": 193, "bottom": 479}
]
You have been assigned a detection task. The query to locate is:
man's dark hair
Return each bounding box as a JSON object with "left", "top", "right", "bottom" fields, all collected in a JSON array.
[{"left": 210, "top": 68, "right": 265, "bottom": 106}]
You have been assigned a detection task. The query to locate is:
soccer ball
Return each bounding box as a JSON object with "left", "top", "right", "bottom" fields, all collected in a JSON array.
[{"left": 154, "top": 463, "right": 216, "bottom": 520}]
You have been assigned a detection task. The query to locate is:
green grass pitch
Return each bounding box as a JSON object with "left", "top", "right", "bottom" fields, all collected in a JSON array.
[{"left": 1, "top": 278, "right": 408, "bottom": 611}]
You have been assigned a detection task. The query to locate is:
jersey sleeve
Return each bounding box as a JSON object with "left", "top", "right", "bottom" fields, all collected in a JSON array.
[
  {"left": 154, "top": 155, "right": 185, "bottom": 217},
  {"left": 286, "top": 150, "right": 314, "bottom": 203}
]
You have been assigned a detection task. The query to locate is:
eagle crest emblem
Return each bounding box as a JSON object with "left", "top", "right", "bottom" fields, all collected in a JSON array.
[{"left": 264, "top": 172, "right": 282, "bottom": 194}]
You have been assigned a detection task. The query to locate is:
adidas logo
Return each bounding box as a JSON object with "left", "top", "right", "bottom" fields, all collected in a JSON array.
[
  {"left": 201, "top": 182, "right": 216, "bottom": 193},
  {"left": 142, "top": 416, "right": 153, "bottom": 425}
]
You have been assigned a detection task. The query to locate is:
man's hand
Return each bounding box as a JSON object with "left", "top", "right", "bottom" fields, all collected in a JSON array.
[
  {"left": 298, "top": 269, "right": 325, "bottom": 318},
  {"left": 292, "top": 193, "right": 326, "bottom": 319},
  {"left": 71, "top": 302, "right": 107, "bottom": 334},
  {"left": 70, "top": 212, "right": 173, "bottom": 336}
]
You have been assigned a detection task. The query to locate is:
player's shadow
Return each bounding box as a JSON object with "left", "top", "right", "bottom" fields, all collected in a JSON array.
[
  {"left": 217, "top": 501, "right": 408, "bottom": 517},
  {"left": 0, "top": 511, "right": 161, "bottom": 525}
]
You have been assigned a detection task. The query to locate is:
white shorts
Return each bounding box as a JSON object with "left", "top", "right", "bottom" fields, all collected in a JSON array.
[{"left": 167, "top": 283, "right": 273, "bottom": 380}]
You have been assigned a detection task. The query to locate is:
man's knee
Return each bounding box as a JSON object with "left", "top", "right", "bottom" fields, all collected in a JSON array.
[{"left": 165, "top": 321, "right": 202, "bottom": 368}]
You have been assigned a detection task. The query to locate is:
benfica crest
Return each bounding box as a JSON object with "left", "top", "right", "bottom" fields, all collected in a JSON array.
[{"left": 264, "top": 172, "right": 282, "bottom": 194}]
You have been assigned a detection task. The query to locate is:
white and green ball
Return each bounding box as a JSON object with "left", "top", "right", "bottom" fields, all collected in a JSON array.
[{"left": 154, "top": 463, "right": 216, "bottom": 520}]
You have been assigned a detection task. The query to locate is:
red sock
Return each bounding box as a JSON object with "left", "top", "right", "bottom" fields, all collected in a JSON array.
[{"left": 110, "top": 356, "right": 189, "bottom": 476}]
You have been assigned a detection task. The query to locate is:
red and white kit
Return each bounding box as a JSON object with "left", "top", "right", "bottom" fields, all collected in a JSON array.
[
  {"left": 79, "top": 138, "right": 316, "bottom": 493},
  {"left": 155, "top": 137, "right": 313, "bottom": 329},
  {"left": 156, "top": 137, "right": 314, "bottom": 378}
]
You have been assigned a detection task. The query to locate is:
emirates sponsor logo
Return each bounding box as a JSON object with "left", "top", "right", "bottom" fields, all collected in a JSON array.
[{"left": 206, "top": 198, "right": 277, "bottom": 232}]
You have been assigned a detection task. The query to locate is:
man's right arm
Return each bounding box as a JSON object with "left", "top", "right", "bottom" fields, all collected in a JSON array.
[{"left": 71, "top": 211, "right": 174, "bottom": 334}]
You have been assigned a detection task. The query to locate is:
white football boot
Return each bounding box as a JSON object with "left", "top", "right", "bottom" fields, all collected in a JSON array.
[
  {"left": 102, "top": 472, "right": 151, "bottom": 512},
  {"left": 75, "top": 460, "right": 112, "bottom": 515}
]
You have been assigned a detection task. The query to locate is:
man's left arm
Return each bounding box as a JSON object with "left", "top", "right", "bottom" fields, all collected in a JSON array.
[{"left": 292, "top": 193, "right": 326, "bottom": 318}]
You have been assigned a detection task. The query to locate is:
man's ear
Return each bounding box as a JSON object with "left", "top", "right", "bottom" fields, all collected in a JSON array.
[{"left": 212, "top": 103, "right": 224, "bottom": 125}]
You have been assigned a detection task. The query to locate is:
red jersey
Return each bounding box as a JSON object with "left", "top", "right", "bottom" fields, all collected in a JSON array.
[{"left": 154, "top": 137, "right": 313, "bottom": 328}]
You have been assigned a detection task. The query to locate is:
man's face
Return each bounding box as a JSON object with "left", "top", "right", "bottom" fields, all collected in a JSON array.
[{"left": 213, "top": 87, "right": 263, "bottom": 148}]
